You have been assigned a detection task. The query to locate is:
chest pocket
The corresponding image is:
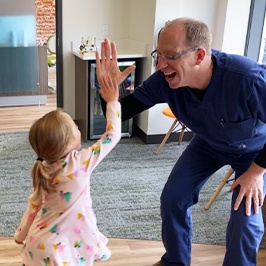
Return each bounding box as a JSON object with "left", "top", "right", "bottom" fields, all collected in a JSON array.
[{"left": 220, "top": 118, "right": 256, "bottom": 142}]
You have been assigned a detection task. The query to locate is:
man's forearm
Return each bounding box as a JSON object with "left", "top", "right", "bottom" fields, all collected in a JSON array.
[{"left": 100, "top": 94, "right": 152, "bottom": 122}]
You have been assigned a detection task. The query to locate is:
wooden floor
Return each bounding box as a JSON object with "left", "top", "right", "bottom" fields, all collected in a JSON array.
[
  {"left": 0, "top": 93, "right": 57, "bottom": 133},
  {"left": 0, "top": 65, "right": 57, "bottom": 133},
  {"left": 0, "top": 95, "right": 265, "bottom": 265},
  {"left": 0, "top": 237, "right": 266, "bottom": 266}
]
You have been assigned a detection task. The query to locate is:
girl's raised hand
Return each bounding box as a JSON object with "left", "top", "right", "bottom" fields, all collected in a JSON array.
[
  {"left": 96, "top": 38, "right": 136, "bottom": 86},
  {"left": 97, "top": 74, "right": 119, "bottom": 103}
]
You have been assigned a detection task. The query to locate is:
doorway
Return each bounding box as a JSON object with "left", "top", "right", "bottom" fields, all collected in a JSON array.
[
  {"left": 35, "top": 0, "right": 63, "bottom": 108},
  {"left": 35, "top": 0, "right": 57, "bottom": 105}
]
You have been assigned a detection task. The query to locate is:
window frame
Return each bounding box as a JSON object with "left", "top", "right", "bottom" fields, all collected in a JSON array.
[{"left": 245, "top": 0, "right": 266, "bottom": 61}]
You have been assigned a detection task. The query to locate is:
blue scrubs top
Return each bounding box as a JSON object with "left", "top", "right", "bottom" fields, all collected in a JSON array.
[{"left": 133, "top": 50, "right": 266, "bottom": 155}]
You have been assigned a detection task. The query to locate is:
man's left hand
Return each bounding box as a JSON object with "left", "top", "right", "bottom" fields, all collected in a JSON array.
[{"left": 231, "top": 163, "right": 265, "bottom": 216}]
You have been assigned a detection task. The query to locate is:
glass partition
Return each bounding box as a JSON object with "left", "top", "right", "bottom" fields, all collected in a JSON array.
[
  {"left": 0, "top": 15, "right": 36, "bottom": 47},
  {"left": 0, "top": 0, "right": 46, "bottom": 104},
  {"left": 0, "top": 0, "right": 36, "bottom": 47}
]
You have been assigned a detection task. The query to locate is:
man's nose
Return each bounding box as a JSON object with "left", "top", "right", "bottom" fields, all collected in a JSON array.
[{"left": 156, "top": 57, "right": 168, "bottom": 70}]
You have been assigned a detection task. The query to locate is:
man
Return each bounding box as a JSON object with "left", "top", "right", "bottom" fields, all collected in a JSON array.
[{"left": 96, "top": 17, "right": 266, "bottom": 266}]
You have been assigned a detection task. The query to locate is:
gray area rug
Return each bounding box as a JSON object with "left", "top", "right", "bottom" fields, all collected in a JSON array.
[{"left": 0, "top": 132, "right": 265, "bottom": 249}]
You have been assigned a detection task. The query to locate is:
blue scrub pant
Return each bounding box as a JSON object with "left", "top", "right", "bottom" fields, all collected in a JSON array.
[{"left": 160, "top": 136, "right": 266, "bottom": 266}]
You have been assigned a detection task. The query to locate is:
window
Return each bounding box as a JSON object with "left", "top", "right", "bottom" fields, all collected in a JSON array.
[{"left": 245, "top": 0, "right": 266, "bottom": 63}]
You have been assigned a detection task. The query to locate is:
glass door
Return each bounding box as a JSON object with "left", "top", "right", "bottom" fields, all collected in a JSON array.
[{"left": 0, "top": 0, "right": 40, "bottom": 106}]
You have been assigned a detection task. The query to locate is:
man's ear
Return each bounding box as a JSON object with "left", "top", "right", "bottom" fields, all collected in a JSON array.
[{"left": 195, "top": 48, "right": 206, "bottom": 65}]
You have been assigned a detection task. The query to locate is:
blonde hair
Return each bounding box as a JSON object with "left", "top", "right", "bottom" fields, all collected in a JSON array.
[
  {"left": 163, "top": 17, "right": 212, "bottom": 54},
  {"left": 29, "top": 108, "right": 74, "bottom": 199}
]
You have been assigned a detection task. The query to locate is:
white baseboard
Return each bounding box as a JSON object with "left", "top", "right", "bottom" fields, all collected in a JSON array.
[{"left": 0, "top": 95, "right": 47, "bottom": 107}]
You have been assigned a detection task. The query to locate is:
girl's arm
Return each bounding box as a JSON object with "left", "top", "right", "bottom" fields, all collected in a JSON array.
[
  {"left": 71, "top": 53, "right": 122, "bottom": 174},
  {"left": 75, "top": 100, "right": 121, "bottom": 174},
  {"left": 14, "top": 192, "right": 42, "bottom": 244}
]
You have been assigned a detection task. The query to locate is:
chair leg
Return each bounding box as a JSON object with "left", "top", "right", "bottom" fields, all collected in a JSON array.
[
  {"left": 154, "top": 118, "right": 178, "bottom": 155},
  {"left": 178, "top": 124, "right": 186, "bottom": 145},
  {"left": 204, "top": 167, "right": 234, "bottom": 210}
]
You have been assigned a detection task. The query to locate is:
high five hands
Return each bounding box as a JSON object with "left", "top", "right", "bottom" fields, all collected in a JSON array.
[{"left": 95, "top": 38, "right": 136, "bottom": 101}]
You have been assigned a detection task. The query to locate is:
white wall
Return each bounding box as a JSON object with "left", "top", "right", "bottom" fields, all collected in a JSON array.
[
  {"left": 136, "top": 0, "right": 252, "bottom": 135},
  {"left": 129, "top": 0, "right": 156, "bottom": 80},
  {"left": 144, "top": 0, "right": 222, "bottom": 135},
  {"left": 128, "top": 0, "right": 157, "bottom": 133},
  {"left": 62, "top": 0, "right": 252, "bottom": 135},
  {"left": 62, "top": 0, "right": 132, "bottom": 117},
  {"left": 221, "top": 0, "right": 251, "bottom": 54}
]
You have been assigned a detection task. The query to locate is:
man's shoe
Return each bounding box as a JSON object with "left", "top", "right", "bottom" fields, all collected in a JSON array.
[{"left": 152, "top": 262, "right": 163, "bottom": 266}]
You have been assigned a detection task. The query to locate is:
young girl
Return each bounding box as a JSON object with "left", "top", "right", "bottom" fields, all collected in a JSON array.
[{"left": 14, "top": 74, "right": 121, "bottom": 265}]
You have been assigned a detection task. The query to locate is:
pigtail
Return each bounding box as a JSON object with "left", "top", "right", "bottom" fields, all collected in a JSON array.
[
  {"left": 29, "top": 108, "right": 74, "bottom": 200},
  {"left": 30, "top": 162, "right": 50, "bottom": 200},
  {"left": 31, "top": 159, "right": 65, "bottom": 201}
]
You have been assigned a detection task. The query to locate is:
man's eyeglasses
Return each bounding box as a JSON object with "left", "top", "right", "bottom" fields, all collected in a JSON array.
[{"left": 151, "top": 47, "right": 199, "bottom": 62}]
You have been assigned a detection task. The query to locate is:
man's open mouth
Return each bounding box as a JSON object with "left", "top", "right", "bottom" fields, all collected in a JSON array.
[{"left": 165, "top": 72, "right": 176, "bottom": 79}]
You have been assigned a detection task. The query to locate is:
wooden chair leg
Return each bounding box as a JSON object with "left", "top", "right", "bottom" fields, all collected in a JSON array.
[
  {"left": 204, "top": 167, "right": 234, "bottom": 210},
  {"left": 178, "top": 124, "right": 186, "bottom": 145},
  {"left": 154, "top": 118, "right": 178, "bottom": 155}
]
